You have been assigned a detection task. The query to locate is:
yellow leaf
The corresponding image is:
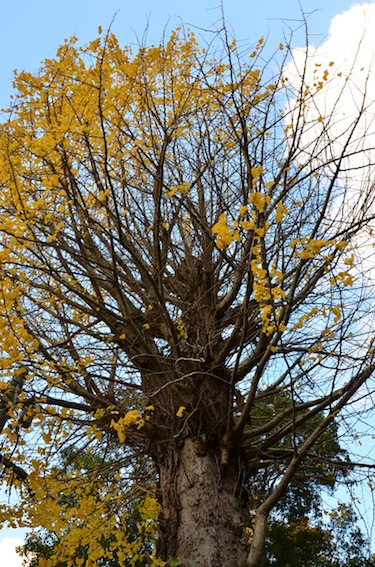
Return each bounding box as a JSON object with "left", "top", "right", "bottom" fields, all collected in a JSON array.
[
  {"left": 275, "top": 202, "right": 288, "bottom": 223},
  {"left": 240, "top": 220, "right": 254, "bottom": 230},
  {"left": 176, "top": 406, "right": 186, "bottom": 418},
  {"left": 249, "top": 192, "right": 271, "bottom": 213}
]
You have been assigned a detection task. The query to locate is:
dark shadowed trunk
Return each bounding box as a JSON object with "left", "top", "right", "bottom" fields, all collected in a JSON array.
[{"left": 157, "top": 437, "right": 249, "bottom": 567}]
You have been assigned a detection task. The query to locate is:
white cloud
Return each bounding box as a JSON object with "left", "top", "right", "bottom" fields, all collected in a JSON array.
[
  {"left": 0, "top": 537, "right": 25, "bottom": 567},
  {"left": 286, "top": 2, "right": 375, "bottom": 186},
  {"left": 284, "top": 2, "right": 375, "bottom": 284}
]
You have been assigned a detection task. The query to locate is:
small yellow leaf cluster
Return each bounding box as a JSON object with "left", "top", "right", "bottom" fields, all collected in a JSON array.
[
  {"left": 212, "top": 213, "right": 240, "bottom": 249},
  {"left": 249, "top": 192, "right": 271, "bottom": 213},
  {"left": 344, "top": 254, "right": 354, "bottom": 267},
  {"left": 138, "top": 494, "right": 162, "bottom": 522},
  {"left": 292, "top": 307, "right": 319, "bottom": 330},
  {"left": 167, "top": 181, "right": 190, "bottom": 197},
  {"left": 97, "top": 188, "right": 111, "bottom": 202},
  {"left": 251, "top": 165, "right": 263, "bottom": 183},
  {"left": 275, "top": 202, "right": 288, "bottom": 223},
  {"left": 110, "top": 409, "right": 145, "bottom": 443},
  {"left": 250, "top": 245, "right": 286, "bottom": 336},
  {"left": 329, "top": 305, "right": 341, "bottom": 324},
  {"left": 292, "top": 238, "right": 328, "bottom": 259},
  {"left": 176, "top": 405, "right": 186, "bottom": 418},
  {"left": 290, "top": 238, "right": 347, "bottom": 260},
  {"left": 258, "top": 304, "right": 287, "bottom": 336},
  {"left": 237, "top": 200, "right": 270, "bottom": 236},
  {"left": 335, "top": 240, "right": 348, "bottom": 250},
  {"left": 240, "top": 219, "right": 255, "bottom": 231},
  {"left": 176, "top": 319, "right": 188, "bottom": 340},
  {"left": 321, "top": 328, "right": 336, "bottom": 340},
  {"left": 330, "top": 271, "right": 354, "bottom": 287}
]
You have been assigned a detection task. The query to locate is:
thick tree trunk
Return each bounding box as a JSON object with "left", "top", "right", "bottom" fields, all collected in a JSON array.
[{"left": 157, "top": 437, "right": 249, "bottom": 567}]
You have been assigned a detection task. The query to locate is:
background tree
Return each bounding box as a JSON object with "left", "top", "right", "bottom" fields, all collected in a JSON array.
[
  {"left": 0, "top": 24, "right": 375, "bottom": 567},
  {"left": 265, "top": 503, "right": 375, "bottom": 567}
]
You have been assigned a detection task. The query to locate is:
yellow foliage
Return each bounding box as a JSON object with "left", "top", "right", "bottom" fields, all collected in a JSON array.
[
  {"left": 176, "top": 406, "right": 186, "bottom": 418},
  {"left": 167, "top": 181, "right": 190, "bottom": 197},
  {"left": 241, "top": 220, "right": 255, "bottom": 230},
  {"left": 275, "top": 202, "right": 288, "bottom": 223},
  {"left": 176, "top": 319, "right": 188, "bottom": 340},
  {"left": 251, "top": 165, "right": 264, "bottom": 182},
  {"left": 212, "top": 213, "right": 241, "bottom": 249},
  {"left": 249, "top": 192, "right": 271, "bottom": 213},
  {"left": 293, "top": 307, "right": 319, "bottom": 330},
  {"left": 111, "top": 410, "right": 145, "bottom": 443},
  {"left": 0, "top": 458, "right": 161, "bottom": 567}
]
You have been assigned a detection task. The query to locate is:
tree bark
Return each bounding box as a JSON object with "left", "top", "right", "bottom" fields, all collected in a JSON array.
[
  {"left": 157, "top": 437, "right": 249, "bottom": 567},
  {"left": 246, "top": 510, "right": 268, "bottom": 567}
]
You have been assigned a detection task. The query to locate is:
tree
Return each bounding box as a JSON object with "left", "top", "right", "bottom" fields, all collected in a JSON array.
[
  {"left": 0, "top": 24, "right": 375, "bottom": 567},
  {"left": 266, "top": 504, "right": 375, "bottom": 567}
]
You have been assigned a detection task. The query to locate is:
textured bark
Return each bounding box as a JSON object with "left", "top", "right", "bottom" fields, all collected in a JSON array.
[{"left": 157, "top": 438, "right": 249, "bottom": 567}]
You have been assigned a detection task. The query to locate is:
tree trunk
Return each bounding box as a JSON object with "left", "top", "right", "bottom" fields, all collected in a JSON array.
[{"left": 157, "top": 437, "right": 249, "bottom": 567}]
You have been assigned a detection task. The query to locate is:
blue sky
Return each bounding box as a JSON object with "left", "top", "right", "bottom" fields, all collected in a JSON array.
[{"left": 0, "top": 0, "right": 373, "bottom": 565}]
